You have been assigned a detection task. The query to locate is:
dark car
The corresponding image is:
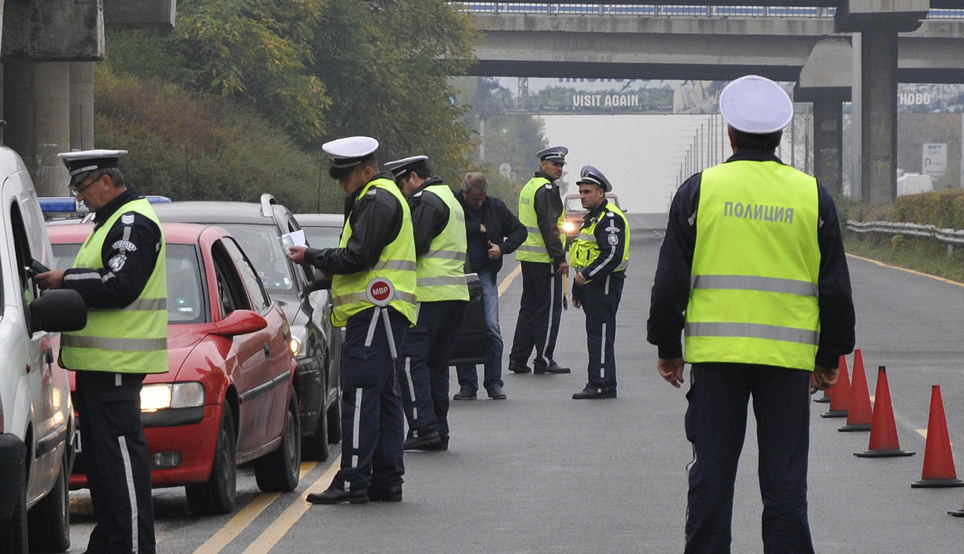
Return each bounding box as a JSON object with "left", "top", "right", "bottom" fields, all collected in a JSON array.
[
  {"left": 153, "top": 195, "right": 340, "bottom": 461},
  {"left": 296, "top": 213, "right": 485, "bottom": 366}
]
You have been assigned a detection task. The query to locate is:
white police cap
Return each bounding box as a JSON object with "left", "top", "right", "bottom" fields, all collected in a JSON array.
[
  {"left": 384, "top": 155, "right": 430, "bottom": 180},
  {"left": 576, "top": 165, "right": 612, "bottom": 192},
  {"left": 536, "top": 146, "right": 569, "bottom": 164},
  {"left": 58, "top": 149, "right": 129, "bottom": 188},
  {"left": 719, "top": 75, "right": 793, "bottom": 134},
  {"left": 322, "top": 136, "right": 379, "bottom": 178}
]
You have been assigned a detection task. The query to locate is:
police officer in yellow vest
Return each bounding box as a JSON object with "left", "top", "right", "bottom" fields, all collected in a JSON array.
[
  {"left": 647, "top": 76, "right": 855, "bottom": 553},
  {"left": 288, "top": 137, "right": 417, "bottom": 504},
  {"left": 385, "top": 155, "right": 468, "bottom": 451},
  {"left": 509, "top": 146, "right": 571, "bottom": 375},
  {"left": 37, "top": 150, "right": 167, "bottom": 554},
  {"left": 568, "top": 166, "right": 629, "bottom": 400}
]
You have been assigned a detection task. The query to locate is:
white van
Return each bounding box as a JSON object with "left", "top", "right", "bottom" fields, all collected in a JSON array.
[
  {"left": 897, "top": 173, "right": 933, "bottom": 196},
  {"left": 0, "top": 147, "right": 88, "bottom": 554}
]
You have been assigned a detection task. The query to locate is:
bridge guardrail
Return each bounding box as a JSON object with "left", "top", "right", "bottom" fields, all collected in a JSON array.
[
  {"left": 453, "top": 3, "right": 964, "bottom": 19},
  {"left": 846, "top": 220, "right": 964, "bottom": 256}
]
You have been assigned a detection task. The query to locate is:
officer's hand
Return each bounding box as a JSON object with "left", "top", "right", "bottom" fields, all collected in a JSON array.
[
  {"left": 811, "top": 364, "right": 838, "bottom": 394},
  {"left": 557, "top": 261, "right": 569, "bottom": 275},
  {"left": 574, "top": 272, "right": 586, "bottom": 286},
  {"left": 487, "top": 241, "right": 502, "bottom": 259},
  {"left": 572, "top": 297, "right": 581, "bottom": 309},
  {"left": 286, "top": 245, "right": 308, "bottom": 264},
  {"left": 36, "top": 270, "right": 65, "bottom": 290},
  {"left": 480, "top": 224, "right": 487, "bottom": 233},
  {"left": 658, "top": 358, "right": 685, "bottom": 388}
]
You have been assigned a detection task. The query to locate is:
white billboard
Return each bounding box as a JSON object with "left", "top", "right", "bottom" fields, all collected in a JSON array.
[{"left": 923, "top": 143, "right": 947, "bottom": 176}]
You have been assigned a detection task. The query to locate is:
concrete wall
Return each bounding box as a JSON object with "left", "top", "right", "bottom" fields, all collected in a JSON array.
[{"left": 1, "top": 0, "right": 103, "bottom": 61}]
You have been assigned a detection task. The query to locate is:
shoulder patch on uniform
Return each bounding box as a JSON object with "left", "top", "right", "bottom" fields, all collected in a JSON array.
[
  {"left": 544, "top": 184, "right": 553, "bottom": 189},
  {"left": 108, "top": 254, "right": 127, "bottom": 271},
  {"left": 608, "top": 234, "right": 619, "bottom": 246},
  {"left": 413, "top": 191, "right": 423, "bottom": 198},
  {"left": 121, "top": 214, "right": 135, "bottom": 225},
  {"left": 366, "top": 189, "right": 377, "bottom": 196},
  {"left": 606, "top": 212, "right": 615, "bottom": 218},
  {"left": 112, "top": 240, "right": 138, "bottom": 252}
]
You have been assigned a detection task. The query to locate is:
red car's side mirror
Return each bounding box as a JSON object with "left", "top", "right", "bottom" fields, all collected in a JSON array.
[{"left": 214, "top": 310, "right": 268, "bottom": 336}]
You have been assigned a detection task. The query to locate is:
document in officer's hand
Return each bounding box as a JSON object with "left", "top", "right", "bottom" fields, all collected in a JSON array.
[{"left": 280, "top": 230, "right": 306, "bottom": 252}]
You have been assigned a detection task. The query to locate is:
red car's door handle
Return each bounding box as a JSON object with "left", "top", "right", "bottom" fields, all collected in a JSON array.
[{"left": 263, "top": 342, "right": 271, "bottom": 358}]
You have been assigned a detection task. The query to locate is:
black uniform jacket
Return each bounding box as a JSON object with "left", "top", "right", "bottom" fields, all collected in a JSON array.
[
  {"left": 532, "top": 171, "right": 567, "bottom": 265},
  {"left": 62, "top": 188, "right": 163, "bottom": 310},
  {"left": 646, "top": 148, "right": 856, "bottom": 369},
  {"left": 454, "top": 189, "right": 527, "bottom": 275},
  {"left": 576, "top": 199, "right": 628, "bottom": 282},
  {"left": 305, "top": 172, "right": 404, "bottom": 274},
  {"left": 408, "top": 177, "right": 449, "bottom": 258}
]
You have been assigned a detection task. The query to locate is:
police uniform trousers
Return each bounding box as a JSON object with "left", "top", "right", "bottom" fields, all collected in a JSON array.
[
  {"left": 74, "top": 371, "right": 155, "bottom": 554},
  {"left": 684, "top": 363, "right": 814, "bottom": 554},
  {"left": 510, "top": 261, "right": 562, "bottom": 368},
  {"left": 399, "top": 300, "right": 467, "bottom": 446},
  {"left": 333, "top": 307, "right": 408, "bottom": 492},
  {"left": 581, "top": 272, "right": 624, "bottom": 391}
]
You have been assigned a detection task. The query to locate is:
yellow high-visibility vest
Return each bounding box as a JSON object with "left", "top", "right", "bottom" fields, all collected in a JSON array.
[
  {"left": 416, "top": 184, "right": 469, "bottom": 302},
  {"left": 685, "top": 160, "right": 821, "bottom": 371},
  {"left": 61, "top": 198, "right": 169, "bottom": 374},
  {"left": 516, "top": 176, "right": 563, "bottom": 263},
  {"left": 331, "top": 178, "right": 418, "bottom": 327},
  {"left": 568, "top": 202, "right": 630, "bottom": 282}
]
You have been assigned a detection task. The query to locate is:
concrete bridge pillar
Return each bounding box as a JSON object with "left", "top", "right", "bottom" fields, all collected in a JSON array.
[
  {"left": 70, "top": 62, "right": 95, "bottom": 151},
  {"left": 812, "top": 98, "right": 845, "bottom": 195},
  {"left": 836, "top": 0, "right": 929, "bottom": 204},
  {"left": 3, "top": 62, "right": 71, "bottom": 197}
]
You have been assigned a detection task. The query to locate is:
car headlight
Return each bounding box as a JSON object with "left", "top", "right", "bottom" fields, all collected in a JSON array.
[
  {"left": 140, "top": 383, "right": 205, "bottom": 412},
  {"left": 562, "top": 221, "right": 575, "bottom": 233},
  {"left": 289, "top": 324, "right": 308, "bottom": 358}
]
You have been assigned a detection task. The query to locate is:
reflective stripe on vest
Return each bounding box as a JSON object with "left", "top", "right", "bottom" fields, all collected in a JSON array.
[
  {"left": 684, "top": 160, "right": 821, "bottom": 371},
  {"left": 331, "top": 178, "right": 418, "bottom": 327},
  {"left": 517, "top": 177, "right": 564, "bottom": 263},
  {"left": 61, "top": 198, "right": 169, "bottom": 374},
  {"left": 415, "top": 184, "right": 469, "bottom": 302},
  {"left": 567, "top": 203, "right": 631, "bottom": 283}
]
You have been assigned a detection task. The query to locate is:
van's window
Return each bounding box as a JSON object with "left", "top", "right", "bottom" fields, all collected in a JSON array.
[
  {"left": 302, "top": 226, "right": 341, "bottom": 250},
  {"left": 10, "top": 202, "right": 38, "bottom": 309}
]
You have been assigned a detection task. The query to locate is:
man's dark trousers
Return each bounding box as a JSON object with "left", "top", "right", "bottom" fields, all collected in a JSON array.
[
  {"left": 684, "top": 363, "right": 814, "bottom": 554},
  {"left": 510, "top": 261, "right": 562, "bottom": 367},
  {"left": 399, "top": 300, "right": 466, "bottom": 445},
  {"left": 583, "top": 272, "right": 624, "bottom": 391},
  {"left": 333, "top": 307, "right": 408, "bottom": 492},
  {"left": 456, "top": 269, "right": 504, "bottom": 393},
  {"left": 75, "top": 371, "right": 156, "bottom": 554}
]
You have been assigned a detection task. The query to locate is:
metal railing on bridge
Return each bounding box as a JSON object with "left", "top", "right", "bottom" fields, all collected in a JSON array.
[
  {"left": 846, "top": 220, "right": 964, "bottom": 257},
  {"left": 453, "top": 3, "right": 964, "bottom": 19}
]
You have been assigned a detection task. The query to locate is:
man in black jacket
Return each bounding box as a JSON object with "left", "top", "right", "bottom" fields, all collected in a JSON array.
[{"left": 453, "top": 173, "right": 527, "bottom": 400}]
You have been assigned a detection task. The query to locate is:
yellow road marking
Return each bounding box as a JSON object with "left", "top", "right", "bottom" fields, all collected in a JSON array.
[
  {"left": 192, "top": 463, "right": 319, "bottom": 554},
  {"left": 847, "top": 253, "right": 964, "bottom": 288},
  {"left": 498, "top": 264, "right": 523, "bottom": 297},
  {"left": 242, "top": 456, "right": 341, "bottom": 554},
  {"left": 193, "top": 493, "right": 280, "bottom": 554}
]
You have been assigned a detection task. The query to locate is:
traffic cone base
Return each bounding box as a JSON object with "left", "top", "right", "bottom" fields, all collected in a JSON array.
[
  {"left": 839, "top": 422, "right": 872, "bottom": 432},
  {"left": 855, "top": 449, "right": 915, "bottom": 458},
  {"left": 813, "top": 396, "right": 831, "bottom": 403},
  {"left": 821, "top": 410, "right": 847, "bottom": 418},
  {"left": 913, "top": 477, "right": 964, "bottom": 488},
  {"left": 948, "top": 509, "right": 964, "bottom": 517}
]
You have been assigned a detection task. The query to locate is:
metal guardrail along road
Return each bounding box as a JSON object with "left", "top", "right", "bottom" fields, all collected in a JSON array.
[
  {"left": 847, "top": 220, "right": 964, "bottom": 256},
  {"left": 453, "top": 3, "right": 964, "bottom": 18}
]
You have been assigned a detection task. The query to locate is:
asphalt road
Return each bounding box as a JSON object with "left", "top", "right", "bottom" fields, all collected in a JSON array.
[{"left": 66, "top": 236, "right": 964, "bottom": 553}]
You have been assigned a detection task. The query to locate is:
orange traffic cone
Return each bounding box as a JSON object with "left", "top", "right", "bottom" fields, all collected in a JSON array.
[
  {"left": 814, "top": 386, "right": 831, "bottom": 404},
  {"left": 950, "top": 494, "right": 964, "bottom": 516},
  {"left": 840, "top": 350, "right": 872, "bottom": 432},
  {"left": 821, "top": 355, "right": 850, "bottom": 419},
  {"left": 856, "top": 367, "right": 915, "bottom": 458},
  {"left": 912, "top": 385, "right": 964, "bottom": 488}
]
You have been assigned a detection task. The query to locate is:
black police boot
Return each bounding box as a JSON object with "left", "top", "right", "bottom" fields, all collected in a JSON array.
[
  {"left": 307, "top": 485, "right": 369, "bottom": 505},
  {"left": 404, "top": 428, "right": 443, "bottom": 451},
  {"left": 572, "top": 386, "right": 617, "bottom": 400},
  {"left": 508, "top": 359, "right": 532, "bottom": 374},
  {"left": 453, "top": 386, "right": 477, "bottom": 400},
  {"left": 487, "top": 385, "right": 507, "bottom": 400},
  {"left": 534, "top": 361, "right": 571, "bottom": 374},
  {"left": 369, "top": 482, "right": 403, "bottom": 502}
]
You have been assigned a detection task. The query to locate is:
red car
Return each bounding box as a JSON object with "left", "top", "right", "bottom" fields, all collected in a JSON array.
[{"left": 48, "top": 223, "right": 301, "bottom": 515}]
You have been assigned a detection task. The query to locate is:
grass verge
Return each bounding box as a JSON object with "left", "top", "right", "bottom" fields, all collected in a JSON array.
[{"left": 844, "top": 231, "right": 964, "bottom": 284}]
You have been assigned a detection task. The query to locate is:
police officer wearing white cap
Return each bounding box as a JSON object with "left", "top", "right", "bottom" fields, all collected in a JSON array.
[
  {"left": 509, "top": 146, "right": 571, "bottom": 375},
  {"left": 288, "top": 136, "right": 418, "bottom": 504},
  {"left": 647, "top": 76, "right": 855, "bottom": 552},
  {"left": 385, "top": 155, "right": 468, "bottom": 451},
  {"left": 567, "top": 166, "right": 629, "bottom": 399},
  {"left": 36, "top": 149, "right": 167, "bottom": 554}
]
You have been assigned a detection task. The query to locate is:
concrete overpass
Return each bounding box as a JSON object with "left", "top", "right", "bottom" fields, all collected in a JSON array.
[
  {"left": 462, "top": 1, "right": 964, "bottom": 204},
  {"left": 0, "top": 1, "right": 177, "bottom": 196}
]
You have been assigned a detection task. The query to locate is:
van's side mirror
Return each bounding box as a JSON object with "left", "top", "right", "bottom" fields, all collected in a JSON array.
[{"left": 30, "top": 289, "right": 87, "bottom": 333}]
